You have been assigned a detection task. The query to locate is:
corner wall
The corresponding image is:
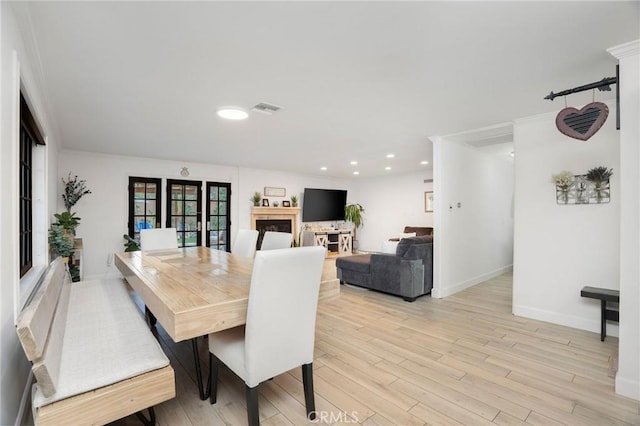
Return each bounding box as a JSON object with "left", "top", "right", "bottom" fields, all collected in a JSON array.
[
  {"left": 512, "top": 99, "right": 620, "bottom": 336},
  {"left": 432, "top": 137, "right": 514, "bottom": 298}
]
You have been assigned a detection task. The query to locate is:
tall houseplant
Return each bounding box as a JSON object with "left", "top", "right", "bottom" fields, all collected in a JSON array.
[{"left": 344, "top": 203, "right": 364, "bottom": 251}]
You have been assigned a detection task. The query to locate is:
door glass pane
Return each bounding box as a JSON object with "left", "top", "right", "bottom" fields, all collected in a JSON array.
[
  {"left": 210, "top": 216, "right": 219, "bottom": 229},
  {"left": 172, "top": 217, "right": 184, "bottom": 230},
  {"left": 185, "top": 217, "right": 197, "bottom": 231},
  {"left": 219, "top": 187, "right": 227, "bottom": 201},
  {"left": 184, "top": 232, "right": 198, "bottom": 247},
  {"left": 146, "top": 183, "right": 157, "bottom": 199},
  {"left": 185, "top": 201, "right": 197, "bottom": 216},
  {"left": 134, "top": 199, "right": 145, "bottom": 215},
  {"left": 185, "top": 186, "right": 198, "bottom": 200},
  {"left": 171, "top": 200, "right": 182, "bottom": 215},
  {"left": 209, "top": 188, "right": 218, "bottom": 200},
  {"left": 145, "top": 200, "right": 156, "bottom": 215},
  {"left": 171, "top": 185, "right": 183, "bottom": 199},
  {"left": 134, "top": 183, "right": 145, "bottom": 199}
]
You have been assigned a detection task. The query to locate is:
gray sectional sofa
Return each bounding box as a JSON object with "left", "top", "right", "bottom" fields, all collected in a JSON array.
[{"left": 336, "top": 235, "right": 433, "bottom": 302}]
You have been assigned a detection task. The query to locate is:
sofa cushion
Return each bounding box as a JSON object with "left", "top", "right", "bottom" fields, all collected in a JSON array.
[
  {"left": 396, "top": 235, "right": 433, "bottom": 260},
  {"left": 336, "top": 254, "right": 371, "bottom": 274}
]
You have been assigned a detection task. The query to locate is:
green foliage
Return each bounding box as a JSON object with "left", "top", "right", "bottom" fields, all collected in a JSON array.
[
  {"left": 344, "top": 203, "right": 365, "bottom": 241},
  {"left": 48, "top": 224, "right": 74, "bottom": 258},
  {"left": 123, "top": 234, "right": 141, "bottom": 252},
  {"left": 586, "top": 166, "right": 613, "bottom": 184},
  {"left": 62, "top": 173, "right": 91, "bottom": 212},
  {"left": 53, "top": 211, "right": 81, "bottom": 233},
  {"left": 290, "top": 195, "right": 298, "bottom": 204},
  {"left": 250, "top": 191, "right": 262, "bottom": 205}
]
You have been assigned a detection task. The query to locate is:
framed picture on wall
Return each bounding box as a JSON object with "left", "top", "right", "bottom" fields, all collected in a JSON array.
[{"left": 424, "top": 191, "right": 434, "bottom": 212}]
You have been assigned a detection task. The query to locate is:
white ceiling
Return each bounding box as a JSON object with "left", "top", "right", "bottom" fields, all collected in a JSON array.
[{"left": 19, "top": 1, "right": 639, "bottom": 179}]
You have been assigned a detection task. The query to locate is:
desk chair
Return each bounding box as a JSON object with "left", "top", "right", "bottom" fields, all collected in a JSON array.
[
  {"left": 140, "top": 228, "right": 179, "bottom": 250},
  {"left": 233, "top": 229, "right": 259, "bottom": 258},
  {"left": 208, "top": 246, "right": 326, "bottom": 425},
  {"left": 260, "top": 231, "right": 293, "bottom": 250}
]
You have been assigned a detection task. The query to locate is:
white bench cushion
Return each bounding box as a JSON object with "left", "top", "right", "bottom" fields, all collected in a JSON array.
[{"left": 33, "top": 279, "right": 169, "bottom": 408}]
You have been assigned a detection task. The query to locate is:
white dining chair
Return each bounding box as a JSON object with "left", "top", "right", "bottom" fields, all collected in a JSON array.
[
  {"left": 232, "top": 229, "right": 259, "bottom": 258},
  {"left": 260, "top": 231, "right": 293, "bottom": 251},
  {"left": 140, "top": 228, "right": 179, "bottom": 250},
  {"left": 207, "top": 246, "right": 326, "bottom": 425}
]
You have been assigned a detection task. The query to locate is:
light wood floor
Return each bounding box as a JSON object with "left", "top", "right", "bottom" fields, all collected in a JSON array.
[{"left": 114, "top": 271, "right": 639, "bottom": 425}]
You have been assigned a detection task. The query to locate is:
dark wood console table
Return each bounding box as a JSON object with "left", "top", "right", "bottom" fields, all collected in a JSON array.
[{"left": 580, "top": 286, "right": 620, "bottom": 342}]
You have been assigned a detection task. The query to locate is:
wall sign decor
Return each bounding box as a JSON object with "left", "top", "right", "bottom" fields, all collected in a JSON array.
[
  {"left": 555, "top": 102, "right": 609, "bottom": 141},
  {"left": 264, "top": 187, "right": 286, "bottom": 197},
  {"left": 552, "top": 167, "right": 612, "bottom": 205}
]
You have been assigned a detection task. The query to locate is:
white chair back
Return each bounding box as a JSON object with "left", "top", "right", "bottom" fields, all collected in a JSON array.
[
  {"left": 140, "top": 228, "right": 178, "bottom": 250},
  {"left": 260, "top": 231, "right": 293, "bottom": 251},
  {"left": 232, "top": 229, "right": 259, "bottom": 258},
  {"left": 244, "top": 246, "right": 325, "bottom": 386}
]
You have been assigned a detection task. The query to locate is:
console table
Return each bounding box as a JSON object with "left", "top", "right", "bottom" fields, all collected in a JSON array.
[
  {"left": 581, "top": 286, "right": 620, "bottom": 341},
  {"left": 302, "top": 230, "right": 352, "bottom": 255}
]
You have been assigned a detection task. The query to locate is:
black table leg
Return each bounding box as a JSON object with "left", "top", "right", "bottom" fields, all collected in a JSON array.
[
  {"left": 600, "top": 300, "right": 606, "bottom": 342},
  {"left": 192, "top": 337, "right": 210, "bottom": 400}
]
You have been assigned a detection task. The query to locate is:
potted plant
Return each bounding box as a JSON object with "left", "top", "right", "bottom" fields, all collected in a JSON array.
[
  {"left": 290, "top": 195, "right": 299, "bottom": 207},
  {"left": 54, "top": 211, "right": 81, "bottom": 236},
  {"left": 344, "top": 203, "right": 364, "bottom": 251},
  {"left": 48, "top": 224, "right": 75, "bottom": 262},
  {"left": 123, "top": 234, "right": 140, "bottom": 252},
  {"left": 62, "top": 173, "right": 92, "bottom": 212},
  {"left": 586, "top": 166, "right": 613, "bottom": 203},
  {"left": 250, "top": 191, "right": 262, "bottom": 207}
]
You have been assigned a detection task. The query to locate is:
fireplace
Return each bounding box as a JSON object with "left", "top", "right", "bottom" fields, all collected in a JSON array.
[
  {"left": 251, "top": 207, "right": 300, "bottom": 248},
  {"left": 255, "top": 220, "right": 292, "bottom": 248}
]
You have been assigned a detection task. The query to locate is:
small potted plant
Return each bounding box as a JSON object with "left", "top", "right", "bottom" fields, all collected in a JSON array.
[
  {"left": 586, "top": 166, "right": 613, "bottom": 203},
  {"left": 344, "top": 203, "right": 365, "bottom": 251},
  {"left": 53, "top": 211, "right": 81, "bottom": 236},
  {"left": 250, "top": 192, "right": 262, "bottom": 207},
  {"left": 123, "top": 234, "right": 140, "bottom": 252},
  {"left": 290, "top": 195, "right": 299, "bottom": 207},
  {"left": 48, "top": 224, "right": 75, "bottom": 262}
]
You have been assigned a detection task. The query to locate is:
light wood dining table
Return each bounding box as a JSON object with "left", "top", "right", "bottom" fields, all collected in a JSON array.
[{"left": 114, "top": 246, "right": 341, "bottom": 399}]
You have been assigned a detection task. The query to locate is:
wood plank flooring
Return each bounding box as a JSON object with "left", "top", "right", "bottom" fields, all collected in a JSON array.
[{"left": 114, "top": 271, "right": 639, "bottom": 425}]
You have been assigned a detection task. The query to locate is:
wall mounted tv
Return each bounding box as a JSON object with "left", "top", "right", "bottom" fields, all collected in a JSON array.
[{"left": 302, "top": 188, "right": 347, "bottom": 222}]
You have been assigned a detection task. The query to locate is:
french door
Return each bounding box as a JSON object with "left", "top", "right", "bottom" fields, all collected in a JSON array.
[
  {"left": 128, "top": 177, "right": 162, "bottom": 240},
  {"left": 206, "top": 182, "right": 231, "bottom": 252},
  {"left": 166, "top": 179, "right": 202, "bottom": 247}
]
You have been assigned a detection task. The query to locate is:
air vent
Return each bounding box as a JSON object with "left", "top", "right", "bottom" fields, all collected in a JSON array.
[
  {"left": 424, "top": 179, "right": 433, "bottom": 183},
  {"left": 251, "top": 102, "right": 282, "bottom": 115}
]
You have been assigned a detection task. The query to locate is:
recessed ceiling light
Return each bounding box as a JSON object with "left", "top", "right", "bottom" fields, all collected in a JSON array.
[
  {"left": 509, "top": 151, "right": 515, "bottom": 158},
  {"left": 320, "top": 166, "right": 327, "bottom": 171},
  {"left": 385, "top": 166, "right": 391, "bottom": 170},
  {"left": 353, "top": 171, "right": 359, "bottom": 175},
  {"left": 217, "top": 106, "right": 248, "bottom": 120},
  {"left": 420, "top": 160, "right": 429, "bottom": 165},
  {"left": 350, "top": 161, "right": 358, "bottom": 165},
  {"left": 386, "top": 154, "right": 395, "bottom": 158}
]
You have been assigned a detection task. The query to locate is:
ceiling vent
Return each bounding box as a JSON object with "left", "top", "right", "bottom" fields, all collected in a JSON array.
[{"left": 251, "top": 102, "right": 282, "bottom": 115}]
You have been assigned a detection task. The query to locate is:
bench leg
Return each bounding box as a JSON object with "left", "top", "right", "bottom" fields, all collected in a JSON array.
[
  {"left": 134, "top": 407, "right": 156, "bottom": 426},
  {"left": 601, "top": 300, "right": 606, "bottom": 342}
]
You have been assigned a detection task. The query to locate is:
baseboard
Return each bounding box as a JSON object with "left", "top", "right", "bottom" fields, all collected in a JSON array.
[
  {"left": 615, "top": 375, "right": 640, "bottom": 401},
  {"left": 512, "top": 304, "right": 619, "bottom": 338},
  {"left": 433, "top": 264, "right": 512, "bottom": 298},
  {"left": 14, "top": 371, "right": 33, "bottom": 426},
  {"left": 84, "top": 271, "right": 124, "bottom": 281}
]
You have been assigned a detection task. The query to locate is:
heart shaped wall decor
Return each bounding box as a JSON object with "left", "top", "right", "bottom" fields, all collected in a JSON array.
[{"left": 555, "top": 102, "right": 609, "bottom": 141}]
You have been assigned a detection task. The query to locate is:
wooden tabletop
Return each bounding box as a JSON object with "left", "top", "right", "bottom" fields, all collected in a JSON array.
[{"left": 115, "top": 247, "right": 340, "bottom": 342}]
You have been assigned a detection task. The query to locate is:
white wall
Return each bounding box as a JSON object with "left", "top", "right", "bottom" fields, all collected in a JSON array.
[
  {"left": 58, "top": 150, "right": 349, "bottom": 278},
  {"left": 432, "top": 137, "right": 514, "bottom": 298},
  {"left": 348, "top": 170, "right": 433, "bottom": 253},
  {"left": 609, "top": 39, "right": 640, "bottom": 400},
  {"left": 512, "top": 99, "right": 620, "bottom": 336},
  {"left": 1, "top": 3, "right": 60, "bottom": 424}
]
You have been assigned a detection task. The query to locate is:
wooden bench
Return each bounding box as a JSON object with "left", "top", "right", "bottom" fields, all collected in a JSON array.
[
  {"left": 581, "top": 286, "right": 620, "bottom": 342},
  {"left": 16, "top": 257, "right": 175, "bottom": 425}
]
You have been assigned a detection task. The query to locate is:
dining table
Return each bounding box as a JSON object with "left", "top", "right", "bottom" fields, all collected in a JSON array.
[{"left": 114, "top": 246, "right": 341, "bottom": 399}]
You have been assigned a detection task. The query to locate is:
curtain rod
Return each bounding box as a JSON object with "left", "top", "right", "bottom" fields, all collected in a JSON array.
[{"left": 544, "top": 76, "right": 617, "bottom": 101}]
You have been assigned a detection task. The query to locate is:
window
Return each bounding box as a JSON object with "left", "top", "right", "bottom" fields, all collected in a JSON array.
[
  {"left": 166, "top": 179, "right": 202, "bottom": 247},
  {"left": 19, "top": 94, "right": 45, "bottom": 277},
  {"left": 128, "top": 177, "right": 162, "bottom": 240},
  {"left": 206, "top": 182, "right": 231, "bottom": 252}
]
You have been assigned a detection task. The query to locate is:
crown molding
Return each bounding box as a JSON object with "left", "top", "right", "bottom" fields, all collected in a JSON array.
[{"left": 607, "top": 39, "right": 640, "bottom": 60}]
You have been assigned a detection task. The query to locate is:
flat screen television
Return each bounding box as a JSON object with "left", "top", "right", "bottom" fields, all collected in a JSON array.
[{"left": 302, "top": 188, "right": 347, "bottom": 222}]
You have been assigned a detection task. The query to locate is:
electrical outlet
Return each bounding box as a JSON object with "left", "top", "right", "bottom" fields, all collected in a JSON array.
[{"left": 107, "top": 253, "right": 113, "bottom": 266}]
